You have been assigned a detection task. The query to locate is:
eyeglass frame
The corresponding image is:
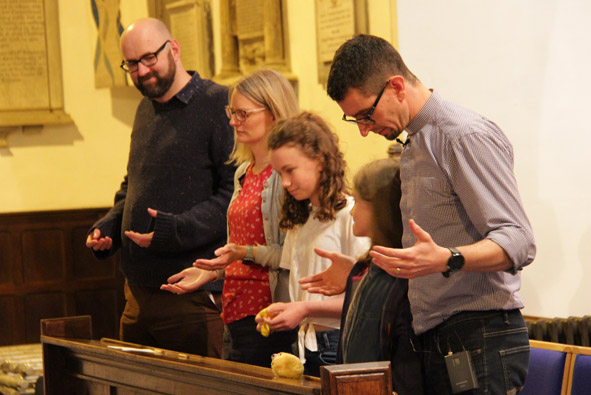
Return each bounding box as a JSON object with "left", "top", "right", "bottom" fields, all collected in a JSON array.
[
  {"left": 225, "top": 106, "right": 267, "bottom": 122},
  {"left": 342, "top": 80, "right": 390, "bottom": 125},
  {"left": 120, "top": 40, "right": 171, "bottom": 73}
]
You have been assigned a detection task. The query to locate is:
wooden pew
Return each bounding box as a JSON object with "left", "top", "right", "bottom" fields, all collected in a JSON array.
[{"left": 41, "top": 316, "right": 392, "bottom": 395}]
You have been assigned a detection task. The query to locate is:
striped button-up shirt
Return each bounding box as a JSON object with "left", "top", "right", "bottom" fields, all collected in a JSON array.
[{"left": 401, "top": 91, "right": 536, "bottom": 334}]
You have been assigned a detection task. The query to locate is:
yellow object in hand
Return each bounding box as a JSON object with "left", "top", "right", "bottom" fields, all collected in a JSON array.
[{"left": 258, "top": 307, "right": 271, "bottom": 337}]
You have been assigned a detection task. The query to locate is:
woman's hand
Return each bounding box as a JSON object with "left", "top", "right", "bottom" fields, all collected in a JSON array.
[
  {"left": 160, "top": 267, "right": 217, "bottom": 294},
  {"left": 193, "top": 243, "right": 247, "bottom": 270}
]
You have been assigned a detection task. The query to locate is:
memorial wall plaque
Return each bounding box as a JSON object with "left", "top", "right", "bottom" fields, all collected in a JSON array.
[
  {"left": 215, "top": 0, "right": 291, "bottom": 82},
  {"left": 0, "top": 0, "right": 71, "bottom": 129},
  {"left": 315, "top": 0, "right": 368, "bottom": 85},
  {"left": 151, "top": 0, "right": 214, "bottom": 78}
]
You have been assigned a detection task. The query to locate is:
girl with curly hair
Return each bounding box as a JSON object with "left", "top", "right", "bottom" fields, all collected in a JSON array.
[{"left": 256, "top": 111, "right": 370, "bottom": 376}]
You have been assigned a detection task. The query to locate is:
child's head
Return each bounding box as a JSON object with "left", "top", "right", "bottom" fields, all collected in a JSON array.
[
  {"left": 268, "top": 112, "right": 348, "bottom": 229},
  {"left": 227, "top": 69, "right": 300, "bottom": 165},
  {"left": 352, "top": 158, "right": 402, "bottom": 248}
]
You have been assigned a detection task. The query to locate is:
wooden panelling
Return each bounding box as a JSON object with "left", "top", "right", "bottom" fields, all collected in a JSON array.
[
  {"left": 0, "top": 231, "right": 12, "bottom": 284},
  {"left": 0, "top": 296, "right": 17, "bottom": 345},
  {"left": 0, "top": 209, "right": 124, "bottom": 346},
  {"left": 22, "top": 229, "right": 66, "bottom": 283}
]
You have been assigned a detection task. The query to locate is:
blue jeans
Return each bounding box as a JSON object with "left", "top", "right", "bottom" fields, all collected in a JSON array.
[
  {"left": 418, "top": 310, "right": 529, "bottom": 394},
  {"left": 304, "top": 328, "right": 339, "bottom": 377}
]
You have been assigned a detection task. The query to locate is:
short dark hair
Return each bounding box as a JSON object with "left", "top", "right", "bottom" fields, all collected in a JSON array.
[{"left": 327, "top": 34, "right": 417, "bottom": 101}]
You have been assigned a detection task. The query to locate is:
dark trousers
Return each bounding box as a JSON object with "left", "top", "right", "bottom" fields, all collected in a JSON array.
[
  {"left": 418, "top": 309, "right": 529, "bottom": 395},
  {"left": 227, "top": 315, "right": 296, "bottom": 368},
  {"left": 120, "top": 281, "right": 223, "bottom": 358},
  {"left": 304, "top": 328, "right": 339, "bottom": 377}
]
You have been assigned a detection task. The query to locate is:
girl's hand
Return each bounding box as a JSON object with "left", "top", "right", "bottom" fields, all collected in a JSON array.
[
  {"left": 193, "top": 243, "right": 246, "bottom": 270},
  {"left": 255, "top": 302, "right": 309, "bottom": 334},
  {"left": 299, "top": 248, "right": 355, "bottom": 295},
  {"left": 160, "top": 267, "right": 217, "bottom": 294}
]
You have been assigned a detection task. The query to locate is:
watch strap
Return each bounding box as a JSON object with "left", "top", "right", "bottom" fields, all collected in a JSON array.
[{"left": 243, "top": 245, "right": 255, "bottom": 264}]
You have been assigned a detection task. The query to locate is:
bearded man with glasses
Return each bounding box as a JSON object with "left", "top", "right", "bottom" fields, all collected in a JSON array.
[{"left": 86, "top": 17, "right": 235, "bottom": 358}]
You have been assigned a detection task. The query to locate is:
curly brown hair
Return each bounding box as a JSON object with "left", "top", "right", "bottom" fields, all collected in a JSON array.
[{"left": 268, "top": 112, "right": 348, "bottom": 229}]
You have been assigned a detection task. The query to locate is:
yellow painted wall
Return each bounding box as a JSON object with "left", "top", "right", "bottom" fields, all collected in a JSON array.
[{"left": 0, "top": 0, "right": 394, "bottom": 213}]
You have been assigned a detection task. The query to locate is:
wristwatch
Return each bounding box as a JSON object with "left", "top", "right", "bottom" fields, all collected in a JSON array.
[
  {"left": 442, "top": 247, "right": 464, "bottom": 278},
  {"left": 243, "top": 245, "right": 255, "bottom": 265}
]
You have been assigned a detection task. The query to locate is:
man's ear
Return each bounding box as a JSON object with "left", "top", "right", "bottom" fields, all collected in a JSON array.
[
  {"left": 169, "top": 39, "right": 182, "bottom": 60},
  {"left": 389, "top": 76, "right": 406, "bottom": 101}
]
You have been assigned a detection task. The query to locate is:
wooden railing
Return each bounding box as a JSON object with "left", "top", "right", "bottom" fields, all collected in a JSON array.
[{"left": 41, "top": 316, "right": 393, "bottom": 395}]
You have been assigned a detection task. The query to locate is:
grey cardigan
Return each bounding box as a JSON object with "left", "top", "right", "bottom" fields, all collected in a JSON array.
[{"left": 226, "top": 162, "right": 290, "bottom": 303}]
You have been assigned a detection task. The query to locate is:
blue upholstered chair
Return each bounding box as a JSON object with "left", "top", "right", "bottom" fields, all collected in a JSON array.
[
  {"left": 567, "top": 349, "right": 591, "bottom": 395},
  {"left": 520, "top": 340, "right": 571, "bottom": 395}
]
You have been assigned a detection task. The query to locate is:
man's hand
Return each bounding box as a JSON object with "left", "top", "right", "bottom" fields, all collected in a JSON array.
[
  {"left": 125, "top": 208, "right": 157, "bottom": 248},
  {"left": 255, "top": 302, "right": 308, "bottom": 334},
  {"left": 86, "top": 228, "right": 113, "bottom": 251},
  {"left": 193, "top": 243, "right": 246, "bottom": 270},
  {"left": 370, "top": 219, "right": 449, "bottom": 278},
  {"left": 160, "top": 267, "right": 217, "bottom": 294},
  {"left": 299, "top": 248, "right": 355, "bottom": 295}
]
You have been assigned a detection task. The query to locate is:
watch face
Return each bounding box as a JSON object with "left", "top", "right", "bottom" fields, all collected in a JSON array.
[{"left": 448, "top": 253, "right": 465, "bottom": 272}]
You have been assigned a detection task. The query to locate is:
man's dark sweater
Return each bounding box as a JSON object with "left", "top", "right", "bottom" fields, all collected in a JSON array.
[{"left": 91, "top": 72, "right": 235, "bottom": 290}]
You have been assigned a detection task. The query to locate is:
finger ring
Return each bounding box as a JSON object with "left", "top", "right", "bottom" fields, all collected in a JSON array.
[{"left": 396, "top": 267, "right": 401, "bottom": 275}]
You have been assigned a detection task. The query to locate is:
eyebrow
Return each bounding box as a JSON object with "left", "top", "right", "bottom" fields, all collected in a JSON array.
[{"left": 351, "top": 107, "right": 372, "bottom": 118}]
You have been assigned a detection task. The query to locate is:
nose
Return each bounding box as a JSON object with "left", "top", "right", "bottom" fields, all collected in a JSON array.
[
  {"left": 229, "top": 116, "right": 239, "bottom": 127},
  {"left": 281, "top": 177, "right": 290, "bottom": 188},
  {"left": 358, "top": 123, "right": 371, "bottom": 137},
  {"left": 136, "top": 62, "right": 151, "bottom": 77}
]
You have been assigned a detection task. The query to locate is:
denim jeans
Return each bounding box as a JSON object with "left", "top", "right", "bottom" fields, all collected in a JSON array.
[
  {"left": 418, "top": 309, "right": 529, "bottom": 394},
  {"left": 304, "top": 328, "right": 339, "bottom": 377}
]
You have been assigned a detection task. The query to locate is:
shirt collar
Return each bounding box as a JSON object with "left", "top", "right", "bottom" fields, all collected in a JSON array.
[
  {"left": 405, "top": 89, "right": 440, "bottom": 136},
  {"left": 175, "top": 71, "right": 201, "bottom": 104}
]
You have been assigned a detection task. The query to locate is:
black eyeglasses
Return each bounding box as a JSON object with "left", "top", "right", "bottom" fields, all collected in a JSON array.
[
  {"left": 225, "top": 106, "right": 267, "bottom": 122},
  {"left": 342, "top": 80, "right": 390, "bottom": 125},
  {"left": 120, "top": 40, "right": 170, "bottom": 73}
]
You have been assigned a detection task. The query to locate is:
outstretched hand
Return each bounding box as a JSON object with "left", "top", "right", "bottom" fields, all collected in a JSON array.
[
  {"left": 298, "top": 248, "right": 355, "bottom": 295},
  {"left": 193, "top": 243, "right": 245, "bottom": 270},
  {"left": 160, "top": 267, "right": 217, "bottom": 294},
  {"left": 370, "top": 219, "right": 449, "bottom": 279},
  {"left": 125, "top": 208, "right": 157, "bottom": 248}
]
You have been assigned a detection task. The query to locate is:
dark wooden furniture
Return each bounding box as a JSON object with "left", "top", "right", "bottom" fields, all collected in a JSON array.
[
  {"left": 41, "top": 316, "right": 390, "bottom": 395},
  {"left": 0, "top": 208, "right": 124, "bottom": 346},
  {"left": 321, "top": 362, "right": 392, "bottom": 395}
]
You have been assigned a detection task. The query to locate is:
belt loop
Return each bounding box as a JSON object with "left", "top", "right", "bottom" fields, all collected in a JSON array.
[
  {"left": 503, "top": 311, "right": 510, "bottom": 325},
  {"left": 322, "top": 332, "right": 330, "bottom": 348}
]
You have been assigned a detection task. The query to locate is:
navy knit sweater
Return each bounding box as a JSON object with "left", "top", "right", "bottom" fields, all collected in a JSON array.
[{"left": 91, "top": 72, "right": 235, "bottom": 290}]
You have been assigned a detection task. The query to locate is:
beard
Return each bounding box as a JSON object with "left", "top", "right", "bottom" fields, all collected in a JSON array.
[
  {"left": 134, "top": 51, "right": 176, "bottom": 99},
  {"left": 383, "top": 129, "right": 402, "bottom": 141}
]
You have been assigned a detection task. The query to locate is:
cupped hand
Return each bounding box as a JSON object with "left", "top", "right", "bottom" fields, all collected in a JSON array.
[{"left": 86, "top": 228, "right": 113, "bottom": 251}]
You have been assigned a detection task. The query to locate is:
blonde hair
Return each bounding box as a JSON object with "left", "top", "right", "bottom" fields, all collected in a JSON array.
[{"left": 227, "top": 69, "right": 300, "bottom": 165}]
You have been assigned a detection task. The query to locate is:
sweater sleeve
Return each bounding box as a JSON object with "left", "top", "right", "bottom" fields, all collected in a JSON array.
[{"left": 88, "top": 175, "right": 127, "bottom": 259}]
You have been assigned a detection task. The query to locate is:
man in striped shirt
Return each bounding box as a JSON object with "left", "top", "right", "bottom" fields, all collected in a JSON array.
[{"left": 327, "top": 34, "right": 535, "bottom": 394}]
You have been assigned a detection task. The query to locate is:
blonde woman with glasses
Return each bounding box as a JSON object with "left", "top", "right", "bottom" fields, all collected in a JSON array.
[{"left": 162, "top": 69, "right": 300, "bottom": 367}]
